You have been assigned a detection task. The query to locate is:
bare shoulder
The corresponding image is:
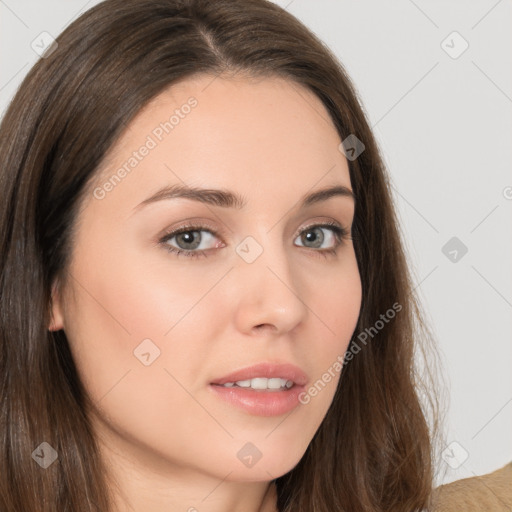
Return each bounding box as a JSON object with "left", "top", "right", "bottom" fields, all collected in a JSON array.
[{"left": 430, "top": 461, "right": 512, "bottom": 511}]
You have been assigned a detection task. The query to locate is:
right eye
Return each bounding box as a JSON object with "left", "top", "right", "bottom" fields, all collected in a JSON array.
[{"left": 159, "top": 225, "right": 224, "bottom": 259}]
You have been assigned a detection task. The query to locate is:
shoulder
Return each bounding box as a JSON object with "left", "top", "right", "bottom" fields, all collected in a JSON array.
[{"left": 431, "top": 461, "right": 512, "bottom": 511}]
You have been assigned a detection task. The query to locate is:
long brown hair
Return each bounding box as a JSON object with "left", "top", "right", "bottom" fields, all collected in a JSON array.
[{"left": 0, "top": 0, "right": 447, "bottom": 510}]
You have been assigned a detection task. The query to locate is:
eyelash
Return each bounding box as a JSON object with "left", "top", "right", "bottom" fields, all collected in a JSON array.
[{"left": 158, "top": 221, "right": 352, "bottom": 260}]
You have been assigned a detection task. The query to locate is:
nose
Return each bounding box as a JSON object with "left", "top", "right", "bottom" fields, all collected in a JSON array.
[{"left": 230, "top": 239, "right": 308, "bottom": 337}]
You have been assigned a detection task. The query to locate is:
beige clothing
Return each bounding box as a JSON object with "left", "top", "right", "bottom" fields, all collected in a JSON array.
[{"left": 431, "top": 462, "right": 512, "bottom": 511}]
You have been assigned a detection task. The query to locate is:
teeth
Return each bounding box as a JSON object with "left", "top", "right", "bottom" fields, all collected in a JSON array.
[{"left": 221, "top": 377, "right": 294, "bottom": 390}]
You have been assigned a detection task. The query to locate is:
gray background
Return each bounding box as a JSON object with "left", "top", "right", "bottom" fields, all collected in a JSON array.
[{"left": 1, "top": 0, "right": 510, "bottom": 487}]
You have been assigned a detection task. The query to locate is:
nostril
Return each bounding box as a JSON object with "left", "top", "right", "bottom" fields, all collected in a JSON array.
[{"left": 253, "top": 323, "right": 277, "bottom": 333}]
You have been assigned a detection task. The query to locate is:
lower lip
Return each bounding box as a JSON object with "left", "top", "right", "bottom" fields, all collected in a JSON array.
[{"left": 209, "top": 384, "right": 305, "bottom": 417}]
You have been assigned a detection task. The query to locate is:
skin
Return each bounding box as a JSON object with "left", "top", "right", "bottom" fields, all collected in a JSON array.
[{"left": 50, "top": 73, "right": 362, "bottom": 512}]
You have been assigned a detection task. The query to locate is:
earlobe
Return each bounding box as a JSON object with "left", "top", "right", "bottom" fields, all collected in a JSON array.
[{"left": 48, "top": 281, "right": 65, "bottom": 331}]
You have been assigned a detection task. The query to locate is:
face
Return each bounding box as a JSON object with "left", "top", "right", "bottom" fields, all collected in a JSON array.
[{"left": 51, "top": 73, "right": 362, "bottom": 484}]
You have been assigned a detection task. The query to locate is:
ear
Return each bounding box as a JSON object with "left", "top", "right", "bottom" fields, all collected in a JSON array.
[{"left": 48, "top": 280, "right": 65, "bottom": 331}]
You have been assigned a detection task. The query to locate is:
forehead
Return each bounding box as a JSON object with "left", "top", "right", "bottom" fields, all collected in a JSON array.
[{"left": 88, "top": 73, "right": 351, "bottom": 214}]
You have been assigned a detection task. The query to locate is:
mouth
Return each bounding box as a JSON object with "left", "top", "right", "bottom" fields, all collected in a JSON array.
[
  {"left": 209, "top": 362, "right": 308, "bottom": 416},
  {"left": 213, "top": 377, "right": 295, "bottom": 391}
]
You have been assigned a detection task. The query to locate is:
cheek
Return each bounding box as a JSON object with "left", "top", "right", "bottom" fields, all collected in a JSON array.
[
  {"left": 63, "top": 238, "right": 229, "bottom": 394},
  {"left": 62, "top": 246, "right": 226, "bottom": 456},
  {"left": 302, "top": 250, "right": 362, "bottom": 353},
  {"left": 298, "top": 253, "right": 361, "bottom": 408},
  {"left": 318, "top": 269, "right": 361, "bottom": 340}
]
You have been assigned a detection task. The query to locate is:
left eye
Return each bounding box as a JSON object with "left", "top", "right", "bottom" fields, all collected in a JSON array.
[{"left": 294, "top": 225, "right": 340, "bottom": 250}]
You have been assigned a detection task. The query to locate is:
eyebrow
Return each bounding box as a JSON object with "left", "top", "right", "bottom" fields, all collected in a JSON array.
[{"left": 133, "top": 183, "right": 355, "bottom": 212}]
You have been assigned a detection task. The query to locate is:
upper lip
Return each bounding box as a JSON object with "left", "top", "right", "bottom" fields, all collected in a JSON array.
[{"left": 210, "top": 362, "right": 308, "bottom": 386}]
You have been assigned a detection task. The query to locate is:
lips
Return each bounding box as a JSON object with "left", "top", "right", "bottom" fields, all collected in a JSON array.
[
  {"left": 209, "top": 362, "right": 308, "bottom": 416},
  {"left": 210, "top": 362, "right": 308, "bottom": 387}
]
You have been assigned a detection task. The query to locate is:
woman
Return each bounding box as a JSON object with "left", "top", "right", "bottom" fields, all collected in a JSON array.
[{"left": 0, "top": 0, "right": 446, "bottom": 510}]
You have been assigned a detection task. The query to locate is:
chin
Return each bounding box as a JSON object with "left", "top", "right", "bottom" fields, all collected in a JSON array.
[{"left": 217, "top": 441, "right": 308, "bottom": 483}]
